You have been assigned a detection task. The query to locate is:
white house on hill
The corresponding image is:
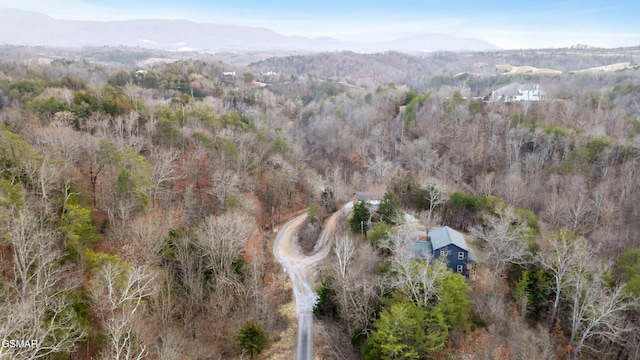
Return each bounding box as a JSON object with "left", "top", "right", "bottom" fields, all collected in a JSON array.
[{"left": 490, "top": 83, "right": 546, "bottom": 102}]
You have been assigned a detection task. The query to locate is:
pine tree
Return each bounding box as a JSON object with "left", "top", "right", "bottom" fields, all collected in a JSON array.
[
  {"left": 349, "top": 201, "right": 370, "bottom": 235},
  {"left": 364, "top": 296, "right": 447, "bottom": 360},
  {"left": 513, "top": 269, "right": 533, "bottom": 318},
  {"left": 436, "top": 271, "right": 472, "bottom": 332},
  {"left": 378, "top": 189, "right": 403, "bottom": 225},
  {"left": 313, "top": 276, "right": 338, "bottom": 318},
  {"left": 236, "top": 319, "right": 268, "bottom": 358}
]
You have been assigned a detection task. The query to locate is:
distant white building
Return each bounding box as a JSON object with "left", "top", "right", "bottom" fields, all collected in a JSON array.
[
  {"left": 490, "top": 83, "right": 546, "bottom": 102},
  {"left": 135, "top": 69, "right": 147, "bottom": 80},
  {"left": 222, "top": 71, "right": 236, "bottom": 76}
]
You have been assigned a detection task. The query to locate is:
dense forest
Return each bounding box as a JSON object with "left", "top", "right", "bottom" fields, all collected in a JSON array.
[{"left": 0, "top": 45, "right": 639, "bottom": 359}]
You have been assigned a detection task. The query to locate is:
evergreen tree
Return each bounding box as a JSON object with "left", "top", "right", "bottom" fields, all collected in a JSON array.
[
  {"left": 378, "top": 190, "right": 403, "bottom": 225},
  {"left": 436, "top": 271, "right": 472, "bottom": 332},
  {"left": 615, "top": 248, "right": 640, "bottom": 297},
  {"left": 313, "top": 276, "right": 338, "bottom": 318},
  {"left": 364, "top": 296, "right": 447, "bottom": 360},
  {"left": 321, "top": 187, "right": 336, "bottom": 212},
  {"left": 236, "top": 319, "right": 268, "bottom": 358},
  {"left": 369, "top": 220, "right": 391, "bottom": 249},
  {"left": 349, "top": 201, "right": 370, "bottom": 235},
  {"left": 513, "top": 269, "right": 533, "bottom": 317}
]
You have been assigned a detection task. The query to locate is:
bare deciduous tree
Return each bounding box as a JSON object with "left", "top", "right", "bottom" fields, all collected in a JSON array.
[
  {"left": 566, "top": 259, "right": 631, "bottom": 360},
  {"left": 444, "top": 162, "right": 466, "bottom": 186},
  {"left": 475, "top": 172, "right": 497, "bottom": 196},
  {"left": 196, "top": 212, "right": 254, "bottom": 279},
  {"left": 91, "top": 262, "right": 155, "bottom": 360},
  {"left": 2, "top": 294, "right": 88, "bottom": 360},
  {"left": 126, "top": 212, "right": 175, "bottom": 265},
  {"left": 7, "top": 210, "right": 66, "bottom": 300},
  {"left": 412, "top": 138, "right": 441, "bottom": 170},
  {"left": 148, "top": 272, "right": 179, "bottom": 329},
  {"left": 1, "top": 209, "right": 86, "bottom": 359},
  {"left": 499, "top": 169, "right": 527, "bottom": 207},
  {"left": 543, "top": 194, "right": 564, "bottom": 230},
  {"left": 149, "top": 147, "right": 181, "bottom": 204},
  {"left": 333, "top": 235, "right": 355, "bottom": 280},
  {"left": 392, "top": 250, "right": 448, "bottom": 307},
  {"left": 210, "top": 169, "right": 240, "bottom": 210},
  {"left": 329, "top": 235, "right": 383, "bottom": 335},
  {"left": 111, "top": 112, "right": 146, "bottom": 152},
  {"left": 154, "top": 328, "right": 185, "bottom": 360},
  {"left": 366, "top": 151, "right": 393, "bottom": 184},
  {"left": 507, "top": 127, "right": 532, "bottom": 165},
  {"left": 590, "top": 181, "right": 608, "bottom": 233},
  {"left": 172, "top": 234, "right": 208, "bottom": 339},
  {"left": 79, "top": 134, "right": 105, "bottom": 206},
  {"left": 470, "top": 208, "right": 529, "bottom": 291},
  {"left": 563, "top": 192, "right": 592, "bottom": 235},
  {"left": 33, "top": 126, "right": 81, "bottom": 173},
  {"left": 535, "top": 232, "right": 590, "bottom": 330},
  {"left": 418, "top": 182, "right": 448, "bottom": 231}
]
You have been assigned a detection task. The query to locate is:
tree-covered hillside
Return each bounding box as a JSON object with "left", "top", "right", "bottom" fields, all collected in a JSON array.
[{"left": 1, "top": 47, "right": 639, "bottom": 359}]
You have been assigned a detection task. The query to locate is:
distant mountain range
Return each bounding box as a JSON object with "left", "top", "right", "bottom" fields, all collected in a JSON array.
[{"left": 0, "top": 9, "right": 500, "bottom": 53}]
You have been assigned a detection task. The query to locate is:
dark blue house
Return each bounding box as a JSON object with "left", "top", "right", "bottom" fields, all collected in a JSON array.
[{"left": 411, "top": 226, "right": 477, "bottom": 278}]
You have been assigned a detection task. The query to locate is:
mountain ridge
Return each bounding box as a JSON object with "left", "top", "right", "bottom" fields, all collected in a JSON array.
[{"left": 0, "top": 8, "right": 501, "bottom": 53}]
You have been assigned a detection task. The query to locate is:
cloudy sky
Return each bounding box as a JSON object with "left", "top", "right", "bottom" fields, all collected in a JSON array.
[{"left": 1, "top": 0, "right": 639, "bottom": 49}]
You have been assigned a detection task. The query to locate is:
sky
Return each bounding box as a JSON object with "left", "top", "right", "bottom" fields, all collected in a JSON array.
[{"left": 1, "top": 0, "right": 639, "bottom": 49}]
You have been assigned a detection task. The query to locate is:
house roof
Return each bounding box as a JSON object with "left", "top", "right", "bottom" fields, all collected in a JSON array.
[
  {"left": 410, "top": 226, "right": 478, "bottom": 264},
  {"left": 492, "top": 83, "right": 543, "bottom": 98},
  {"left": 518, "top": 84, "right": 540, "bottom": 92},
  {"left": 411, "top": 240, "right": 434, "bottom": 259},
  {"left": 493, "top": 82, "right": 522, "bottom": 97},
  {"left": 468, "top": 248, "right": 478, "bottom": 264},
  {"left": 429, "top": 226, "right": 469, "bottom": 251}
]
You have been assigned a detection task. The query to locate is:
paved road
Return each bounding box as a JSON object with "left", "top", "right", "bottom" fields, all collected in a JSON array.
[
  {"left": 295, "top": 313, "right": 314, "bottom": 360},
  {"left": 273, "top": 204, "right": 352, "bottom": 360}
]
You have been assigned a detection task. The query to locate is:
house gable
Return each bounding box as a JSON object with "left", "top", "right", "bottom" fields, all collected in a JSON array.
[
  {"left": 434, "top": 243, "right": 469, "bottom": 275},
  {"left": 411, "top": 226, "right": 477, "bottom": 277}
]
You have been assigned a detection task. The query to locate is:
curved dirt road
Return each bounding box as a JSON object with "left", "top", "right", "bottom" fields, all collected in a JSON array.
[{"left": 273, "top": 204, "right": 352, "bottom": 360}]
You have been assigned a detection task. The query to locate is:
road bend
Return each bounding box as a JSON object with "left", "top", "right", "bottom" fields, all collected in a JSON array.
[{"left": 273, "top": 204, "right": 352, "bottom": 360}]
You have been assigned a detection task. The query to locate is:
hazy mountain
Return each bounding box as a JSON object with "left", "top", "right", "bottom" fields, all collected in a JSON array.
[
  {"left": 0, "top": 8, "right": 500, "bottom": 53},
  {"left": 366, "top": 33, "right": 501, "bottom": 53}
]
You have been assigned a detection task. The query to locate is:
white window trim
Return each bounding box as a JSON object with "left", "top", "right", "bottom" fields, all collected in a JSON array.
[
  {"left": 456, "top": 265, "right": 463, "bottom": 273},
  {"left": 458, "top": 252, "right": 464, "bottom": 260}
]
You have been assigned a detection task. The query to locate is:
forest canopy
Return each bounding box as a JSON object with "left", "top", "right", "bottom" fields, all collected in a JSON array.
[{"left": 0, "top": 45, "right": 639, "bottom": 359}]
